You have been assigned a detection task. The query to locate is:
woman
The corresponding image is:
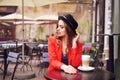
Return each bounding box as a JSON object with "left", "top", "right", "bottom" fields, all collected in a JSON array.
[{"left": 48, "top": 14, "right": 82, "bottom": 74}]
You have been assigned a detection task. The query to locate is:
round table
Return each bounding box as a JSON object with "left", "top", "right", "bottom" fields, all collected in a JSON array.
[{"left": 44, "top": 68, "right": 115, "bottom": 80}]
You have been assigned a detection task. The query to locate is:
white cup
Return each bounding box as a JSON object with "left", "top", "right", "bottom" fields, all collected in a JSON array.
[{"left": 82, "top": 55, "right": 90, "bottom": 68}]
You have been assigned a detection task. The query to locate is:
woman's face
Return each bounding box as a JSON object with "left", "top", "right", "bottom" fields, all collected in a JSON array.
[{"left": 56, "top": 20, "right": 67, "bottom": 37}]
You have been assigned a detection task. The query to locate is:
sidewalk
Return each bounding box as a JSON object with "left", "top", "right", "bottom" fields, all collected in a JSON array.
[{"left": 0, "top": 60, "right": 48, "bottom": 80}]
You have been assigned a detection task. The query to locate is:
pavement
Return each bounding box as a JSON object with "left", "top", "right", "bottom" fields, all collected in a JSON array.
[{"left": 0, "top": 60, "right": 48, "bottom": 80}]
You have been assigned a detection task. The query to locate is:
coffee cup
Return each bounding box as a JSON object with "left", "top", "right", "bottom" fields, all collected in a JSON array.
[{"left": 82, "top": 55, "right": 90, "bottom": 68}]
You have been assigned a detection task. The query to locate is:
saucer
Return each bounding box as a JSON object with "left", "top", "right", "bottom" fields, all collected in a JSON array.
[{"left": 78, "top": 66, "right": 95, "bottom": 71}]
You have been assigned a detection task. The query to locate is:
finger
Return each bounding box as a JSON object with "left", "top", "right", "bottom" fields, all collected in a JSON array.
[{"left": 76, "top": 32, "right": 80, "bottom": 38}]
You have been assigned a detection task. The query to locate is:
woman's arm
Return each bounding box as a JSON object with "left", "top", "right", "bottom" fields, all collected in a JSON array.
[
  {"left": 48, "top": 36, "right": 63, "bottom": 70},
  {"left": 71, "top": 32, "right": 82, "bottom": 67}
]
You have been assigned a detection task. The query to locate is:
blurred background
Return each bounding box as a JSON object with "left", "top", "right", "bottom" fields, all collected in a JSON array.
[{"left": 0, "top": 0, "right": 120, "bottom": 79}]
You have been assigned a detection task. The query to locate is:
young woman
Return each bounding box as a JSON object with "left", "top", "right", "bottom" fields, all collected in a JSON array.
[{"left": 48, "top": 14, "right": 82, "bottom": 74}]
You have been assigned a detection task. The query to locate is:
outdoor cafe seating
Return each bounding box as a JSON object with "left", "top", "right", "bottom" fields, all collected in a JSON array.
[
  {"left": 3, "top": 51, "right": 20, "bottom": 80},
  {"left": 0, "top": 41, "right": 36, "bottom": 79},
  {"left": 0, "top": 41, "right": 22, "bottom": 72},
  {"left": 1, "top": 46, "right": 36, "bottom": 80}
]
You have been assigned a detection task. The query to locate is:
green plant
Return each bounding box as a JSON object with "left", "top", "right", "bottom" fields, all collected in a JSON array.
[{"left": 36, "top": 26, "right": 44, "bottom": 39}]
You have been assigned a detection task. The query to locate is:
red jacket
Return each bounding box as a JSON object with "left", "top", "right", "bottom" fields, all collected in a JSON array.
[{"left": 47, "top": 36, "right": 82, "bottom": 71}]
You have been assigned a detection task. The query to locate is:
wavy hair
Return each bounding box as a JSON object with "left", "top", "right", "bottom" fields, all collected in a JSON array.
[{"left": 55, "top": 21, "right": 77, "bottom": 53}]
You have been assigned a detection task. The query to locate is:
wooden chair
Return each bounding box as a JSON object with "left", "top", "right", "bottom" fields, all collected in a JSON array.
[{"left": 3, "top": 51, "right": 20, "bottom": 80}]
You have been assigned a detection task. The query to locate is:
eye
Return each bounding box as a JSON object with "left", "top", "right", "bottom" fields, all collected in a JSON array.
[
  {"left": 57, "top": 25, "right": 64, "bottom": 29},
  {"left": 60, "top": 26, "right": 64, "bottom": 29}
]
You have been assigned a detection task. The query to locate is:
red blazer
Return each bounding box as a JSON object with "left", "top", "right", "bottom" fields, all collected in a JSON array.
[{"left": 47, "top": 36, "right": 82, "bottom": 71}]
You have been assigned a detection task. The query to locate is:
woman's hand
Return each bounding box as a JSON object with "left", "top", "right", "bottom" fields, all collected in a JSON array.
[
  {"left": 61, "top": 65, "right": 77, "bottom": 74},
  {"left": 72, "top": 32, "right": 80, "bottom": 48}
]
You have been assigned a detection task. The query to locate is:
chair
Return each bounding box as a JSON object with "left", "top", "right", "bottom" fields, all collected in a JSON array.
[
  {"left": 3, "top": 51, "right": 20, "bottom": 80},
  {"left": 31, "top": 46, "right": 41, "bottom": 64},
  {"left": 14, "top": 43, "right": 33, "bottom": 71},
  {"left": 41, "top": 52, "right": 49, "bottom": 63},
  {"left": 41, "top": 43, "right": 49, "bottom": 65},
  {"left": 25, "top": 43, "right": 41, "bottom": 64},
  {"left": 19, "top": 54, "right": 33, "bottom": 71},
  {"left": 38, "top": 44, "right": 49, "bottom": 74},
  {"left": 0, "top": 51, "right": 4, "bottom": 72}
]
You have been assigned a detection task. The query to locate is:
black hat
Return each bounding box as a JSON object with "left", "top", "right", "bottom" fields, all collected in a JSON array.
[{"left": 58, "top": 14, "right": 78, "bottom": 34}]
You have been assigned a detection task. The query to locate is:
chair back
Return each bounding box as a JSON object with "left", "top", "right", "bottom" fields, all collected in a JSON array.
[
  {"left": 42, "top": 52, "right": 49, "bottom": 62},
  {"left": 7, "top": 52, "right": 20, "bottom": 63},
  {"left": 5, "top": 51, "right": 20, "bottom": 80}
]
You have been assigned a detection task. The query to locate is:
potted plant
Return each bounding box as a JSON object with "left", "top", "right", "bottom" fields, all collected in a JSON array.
[
  {"left": 82, "top": 43, "right": 98, "bottom": 58},
  {"left": 82, "top": 43, "right": 98, "bottom": 66}
]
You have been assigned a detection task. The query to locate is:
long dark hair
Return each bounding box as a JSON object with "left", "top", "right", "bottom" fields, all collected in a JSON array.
[{"left": 56, "top": 20, "right": 77, "bottom": 53}]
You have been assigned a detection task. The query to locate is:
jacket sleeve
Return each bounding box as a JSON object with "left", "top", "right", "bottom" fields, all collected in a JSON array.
[
  {"left": 48, "top": 37, "right": 63, "bottom": 70},
  {"left": 69, "top": 41, "right": 82, "bottom": 67}
]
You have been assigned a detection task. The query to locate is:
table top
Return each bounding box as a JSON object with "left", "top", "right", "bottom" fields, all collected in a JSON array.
[{"left": 44, "top": 68, "right": 115, "bottom": 80}]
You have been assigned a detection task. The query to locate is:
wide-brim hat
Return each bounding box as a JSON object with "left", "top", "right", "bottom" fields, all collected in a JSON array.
[{"left": 58, "top": 14, "right": 78, "bottom": 34}]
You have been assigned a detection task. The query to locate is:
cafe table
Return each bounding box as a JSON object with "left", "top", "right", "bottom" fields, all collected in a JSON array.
[{"left": 44, "top": 67, "right": 115, "bottom": 80}]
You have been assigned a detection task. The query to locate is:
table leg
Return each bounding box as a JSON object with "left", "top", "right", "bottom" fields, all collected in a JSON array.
[{"left": 107, "top": 35, "right": 114, "bottom": 73}]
